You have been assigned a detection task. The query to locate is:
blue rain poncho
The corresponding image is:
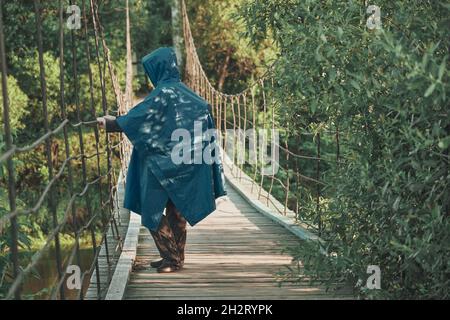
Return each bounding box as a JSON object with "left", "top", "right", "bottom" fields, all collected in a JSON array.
[{"left": 115, "top": 47, "right": 226, "bottom": 231}]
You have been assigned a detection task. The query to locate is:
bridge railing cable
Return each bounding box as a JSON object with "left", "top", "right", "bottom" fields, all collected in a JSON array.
[
  {"left": 181, "top": 0, "right": 343, "bottom": 235},
  {"left": 0, "top": 0, "right": 132, "bottom": 299}
]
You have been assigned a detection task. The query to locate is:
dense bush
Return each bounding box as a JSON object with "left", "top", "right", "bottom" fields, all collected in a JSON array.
[{"left": 239, "top": 0, "right": 450, "bottom": 299}]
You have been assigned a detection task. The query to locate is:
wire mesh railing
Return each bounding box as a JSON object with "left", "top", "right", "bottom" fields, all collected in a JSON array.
[{"left": 0, "top": 0, "right": 132, "bottom": 300}]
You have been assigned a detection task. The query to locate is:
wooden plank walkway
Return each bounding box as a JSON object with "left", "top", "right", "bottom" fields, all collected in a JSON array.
[{"left": 123, "top": 183, "right": 351, "bottom": 300}]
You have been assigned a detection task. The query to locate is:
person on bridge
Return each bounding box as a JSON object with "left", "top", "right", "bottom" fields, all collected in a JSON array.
[{"left": 97, "top": 47, "right": 227, "bottom": 273}]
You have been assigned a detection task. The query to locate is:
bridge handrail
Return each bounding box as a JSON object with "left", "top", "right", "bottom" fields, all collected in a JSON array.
[{"left": 0, "top": 0, "right": 133, "bottom": 300}]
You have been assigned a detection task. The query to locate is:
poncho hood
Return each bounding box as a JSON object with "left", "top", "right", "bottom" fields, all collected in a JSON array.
[
  {"left": 142, "top": 47, "right": 181, "bottom": 87},
  {"left": 116, "top": 47, "right": 226, "bottom": 232}
]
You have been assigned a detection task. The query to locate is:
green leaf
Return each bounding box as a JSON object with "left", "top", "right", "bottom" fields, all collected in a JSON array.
[
  {"left": 393, "top": 196, "right": 401, "bottom": 211},
  {"left": 424, "top": 83, "right": 436, "bottom": 97},
  {"left": 310, "top": 100, "right": 317, "bottom": 114},
  {"left": 350, "top": 80, "right": 360, "bottom": 90},
  {"left": 438, "top": 136, "right": 450, "bottom": 149},
  {"left": 337, "top": 27, "right": 343, "bottom": 39},
  {"left": 438, "top": 57, "right": 446, "bottom": 80}
]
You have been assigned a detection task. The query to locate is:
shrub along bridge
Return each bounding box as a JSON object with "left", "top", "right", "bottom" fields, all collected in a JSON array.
[{"left": 0, "top": 0, "right": 351, "bottom": 299}]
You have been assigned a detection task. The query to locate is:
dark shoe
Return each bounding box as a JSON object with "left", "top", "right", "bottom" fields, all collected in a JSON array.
[
  {"left": 150, "top": 259, "right": 164, "bottom": 268},
  {"left": 157, "top": 261, "right": 181, "bottom": 273}
]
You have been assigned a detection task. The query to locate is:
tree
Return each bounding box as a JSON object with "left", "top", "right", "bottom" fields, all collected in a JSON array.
[{"left": 239, "top": 0, "right": 450, "bottom": 299}]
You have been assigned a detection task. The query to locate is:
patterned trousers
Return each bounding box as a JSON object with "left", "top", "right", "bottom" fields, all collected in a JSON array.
[{"left": 150, "top": 200, "right": 186, "bottom": 267}]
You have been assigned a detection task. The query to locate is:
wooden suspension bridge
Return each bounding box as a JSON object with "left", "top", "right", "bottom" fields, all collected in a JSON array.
[
  {"left": 0, "top": 0, "right": 352, "bottom": 300},
  {"left": 85, "top": 158, "right": 351, "bottom": 300}
]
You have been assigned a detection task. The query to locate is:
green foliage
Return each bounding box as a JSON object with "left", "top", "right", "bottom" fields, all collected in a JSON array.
[
  {"left": 10, "top": 52, "right": 60, "bottom": 126},
  {"left": 79, "top": 59, "right": 128, "bottom": 116},
  {"left": 129, "top": 0, "right": 173, "bottom": 92},
  {"left": 0, "top": 191, "right": 33, "bottom": 298},
  {"left": 239, "top": 0, "right": 450, "bottom": 299},
  {"left": 0, "top": 75, "right": 29, "bottom": 133},
  {"left": 187, "top": 0, "right": 277, "bottom": 93}
]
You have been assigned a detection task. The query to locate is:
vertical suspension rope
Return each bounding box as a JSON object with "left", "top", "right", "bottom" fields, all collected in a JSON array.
[
  {"left": 241, "top": 93, "right": 247, "bottom": 181},
  {"left": 67, "top": 0, "right": 86, "bottom": 293},
  {"left": 57, "top": 0, "right": 82, "bottom": 300},
  {"left": 34, "top": 0, "right": 65, "bottom": 300},
  {"left": 122, "top": 0, "right": 133, "bottom": 177},
  {"left": 267, "top": 81, "right": 276, "bottom": 205},
  {"left": 251, "top": 88, "right": 257, "bottom": 192},
  {"left": 223, "top": 95, "right": 227, "bottom": 155},
  {"left": 231, "top": 95, "right": 236, "bottom": 174},
  {"left": 284, "top": 141, "right": 290, "bottom": 216},
  {"left": 81, "top": 0, "right": 102, "bottom": 297},
  {"left": 294, "top": 139, "right": 301, "bottom": 221},
  {"left": 258, "top": 79, "right": 266, "bottom": 201},
  {"left": 218, "top": 94, "right": 222, "bottom": 138},
  {"left": 92, "top": 0, "right": 121, "bottom": 242},
  {"left": 0, "top": 0, "right": 20, "bottom": 300},
  {"left": 235, "top": 95, "right": 240, "bottom": 177},
  {"left": 90, "top": 0, "right": 112, "bottom": 265}
]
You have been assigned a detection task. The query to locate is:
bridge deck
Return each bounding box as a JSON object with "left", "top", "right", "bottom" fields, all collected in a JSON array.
[{"left": 123, "top": 183, "right": 350, "bottom": 300}]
